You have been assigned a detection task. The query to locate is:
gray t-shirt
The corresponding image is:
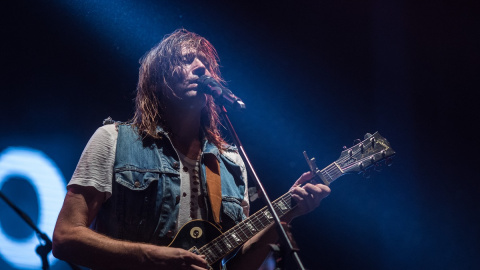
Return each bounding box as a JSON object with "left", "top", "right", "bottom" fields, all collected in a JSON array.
[{"left": 68, "top": 124, "right": 249, "bottom": 228}]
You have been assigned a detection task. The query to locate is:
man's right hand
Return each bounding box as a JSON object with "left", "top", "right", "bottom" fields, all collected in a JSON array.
[{"left": 144, "top": 246, "right": 209, "bottom": 270}]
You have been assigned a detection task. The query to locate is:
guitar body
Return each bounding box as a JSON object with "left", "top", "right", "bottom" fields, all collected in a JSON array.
[{"left": 168, "top": 220, "right": 223, "bottom": 269}]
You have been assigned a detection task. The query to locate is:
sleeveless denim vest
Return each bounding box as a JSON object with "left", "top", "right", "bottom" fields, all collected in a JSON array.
[{"left": 92, "top": 124, "right": 247, "bottom": 246}]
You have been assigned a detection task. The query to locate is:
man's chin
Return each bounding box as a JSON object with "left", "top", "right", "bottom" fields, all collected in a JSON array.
[{"left": 184, "top": 91, "right": 207, "bottom": 106}]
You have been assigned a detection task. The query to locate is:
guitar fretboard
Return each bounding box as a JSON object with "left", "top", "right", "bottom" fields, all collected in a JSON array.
[
  {"left": 318, "top": 162, "right": 343, "bottom": 185},
  {"left": 198, "top": 192, "right": 294, "bottom": 265}
]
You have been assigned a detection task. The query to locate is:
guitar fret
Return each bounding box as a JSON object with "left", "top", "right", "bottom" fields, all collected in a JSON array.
[
  {"left": 213, "top": 243, "right": 222, "bottom": 257},
  {"left": 323, "top": 168, "right": 334, "bottom": 182},
  {"left": 237, "top": 223, "right": 250, "bottom": 239},
  {"left": 263, "top": 209, "right": 273, "bottom": 221},
  {"left": 243, "top": 222, "right": 255, "bottom": 237},
  {"left": 218, "top": 237, "right": 229, "bottom": 252},
  {"left": 231, "top": 232, "right": 241, "bottom": 244},
  {"left": 257, "top": 212, "right": 268, "bottom": 228},
  {"left": 224, "top": 239, "right": 233, "bottom": 250},
  {"left": 277, "top": 199, "right": 288, "bottom": 213},
  {"left": 211, "top": 242, "right": 221, "bottom": 256},
  {"left": 252, "top": 214, "right": 265, "bottom": 231},
  {"left": 245, "top": 220, "right": 257, "bottom": 234},
  {"left": 205, "top": 249, "right": 214, "bottom": 263},
  {"left": 203, "top": 244, "right": 219, "bottom": 264}
]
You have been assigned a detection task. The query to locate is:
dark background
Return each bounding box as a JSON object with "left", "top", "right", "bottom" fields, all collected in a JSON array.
[{"left": 1, "top": 0, "right": 479, "bottom": 269}]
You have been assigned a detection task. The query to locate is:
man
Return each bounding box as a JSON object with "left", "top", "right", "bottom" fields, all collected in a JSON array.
[{"left": 52, "top": 29, "right": 331, "bottom": 270}]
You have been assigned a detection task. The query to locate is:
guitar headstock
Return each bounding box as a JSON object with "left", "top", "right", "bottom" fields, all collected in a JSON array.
[
  {"left": 336, "top": 132, "right": 395, "bottom": 174},
  {"left": 304, "top": 132, "right": 395, "bottom": 185}
]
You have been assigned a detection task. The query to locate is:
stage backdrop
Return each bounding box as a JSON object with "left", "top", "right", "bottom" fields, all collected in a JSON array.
[{"left": 1, "top": 1, "right": 478, "bottom": 269}]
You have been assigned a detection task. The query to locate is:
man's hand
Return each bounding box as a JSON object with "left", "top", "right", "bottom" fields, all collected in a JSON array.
[
  {"left": 289, "top": 171, "right": 331, "bottom": 219},
  {"left": 144, "top": 246, "right": 209, "bottom": 270}
]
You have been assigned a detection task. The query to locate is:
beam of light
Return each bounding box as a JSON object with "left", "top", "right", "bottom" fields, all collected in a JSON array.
[
  {"left": 0, "top": 147, "right": 66, "bottom": 269},
  {"left": 55, "top": 0, "right": 173, "bottom": 58}
]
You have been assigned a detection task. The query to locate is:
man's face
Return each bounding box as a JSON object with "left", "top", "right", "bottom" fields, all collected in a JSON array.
[{"left": 168, "top": 47, "right": 213, "bottom": 110}]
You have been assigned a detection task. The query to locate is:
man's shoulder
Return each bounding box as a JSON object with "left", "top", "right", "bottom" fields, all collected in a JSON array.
[
  {"left": 100, "top": 117, "right": 137, "bottom": 136},
  {"left": 220, "top": 145, "right": 245, "bottom": 167}
]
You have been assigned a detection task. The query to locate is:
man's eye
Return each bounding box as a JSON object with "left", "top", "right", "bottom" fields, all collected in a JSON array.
[{"left": 182, "top": 54, "right": 195, "bottom": 63}]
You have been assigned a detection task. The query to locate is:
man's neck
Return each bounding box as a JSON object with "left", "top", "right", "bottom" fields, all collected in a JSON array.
[{"left": 165, "top": 106, "right": 203, "bottom": 160}]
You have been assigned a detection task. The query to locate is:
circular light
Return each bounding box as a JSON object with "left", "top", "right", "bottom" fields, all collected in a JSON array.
[{"left": 0, "top": 147, "right": 66, "bottom": 269}]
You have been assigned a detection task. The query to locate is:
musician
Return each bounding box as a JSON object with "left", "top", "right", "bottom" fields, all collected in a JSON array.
[{"left": 52, "top": 29, "right": 331, "bottom": 270}]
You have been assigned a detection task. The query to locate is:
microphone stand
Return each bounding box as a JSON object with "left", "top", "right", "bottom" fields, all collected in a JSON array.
[
  {"left": 219, "top": 106, "right": 305, "bottom": 270},
  {"left": 0, "top": 191, "right": 82, "bottom": 270}
]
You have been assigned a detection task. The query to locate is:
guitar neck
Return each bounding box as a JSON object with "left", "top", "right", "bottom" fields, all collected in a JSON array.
[
  {"left": 198, "top": 163, "right": 345, "bottom": 266},
  {"left": 198, "top": 191, "right": 295, "bottom": 266},
  {"left": 197, "top": 131, "right": 394, "bottom": 266}
]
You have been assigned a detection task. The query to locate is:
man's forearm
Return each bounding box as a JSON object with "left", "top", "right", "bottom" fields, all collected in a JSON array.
[{"left": 53, "top": 224, "right": 153, "bottom": 269}]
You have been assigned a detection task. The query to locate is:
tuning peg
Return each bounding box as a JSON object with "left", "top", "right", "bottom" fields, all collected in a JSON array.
[
  {"left": 370, "top": 137, "right": 375, "bottom": 148},
  {"left": 364, "top": 133, "right": 373, "bottom": 139}
]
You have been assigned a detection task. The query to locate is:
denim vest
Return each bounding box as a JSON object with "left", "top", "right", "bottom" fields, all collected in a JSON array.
[{"left": 92, "top": 124, "right": 247, "bottom": 246}]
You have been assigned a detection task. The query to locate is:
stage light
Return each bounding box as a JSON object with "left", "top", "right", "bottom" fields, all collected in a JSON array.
[{"left": 0, "top": 147, "right": 66, "bottom": 269}]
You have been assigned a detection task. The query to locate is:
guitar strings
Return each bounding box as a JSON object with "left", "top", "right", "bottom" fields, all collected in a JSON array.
[
  {"left": 322, "top": 139, "right": 379, "bottom": 182},
  {"left": 199, "top": 192, "right": 293, "bottom": 264},
  {"left": 200, "top": 193, "right": 291, "bottom": 259},
  {"left": 200, "top": 138, "right": 383, "bottom": 264}
]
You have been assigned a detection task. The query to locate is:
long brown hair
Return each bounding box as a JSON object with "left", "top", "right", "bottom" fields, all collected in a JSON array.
[{"left": 131, "top": 29, "right": 227, "bottom": 149}]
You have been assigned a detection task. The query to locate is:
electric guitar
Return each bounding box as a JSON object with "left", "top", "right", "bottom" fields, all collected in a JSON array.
[{"left": 168, "top": 132, "right": 395, "bottom": 269}]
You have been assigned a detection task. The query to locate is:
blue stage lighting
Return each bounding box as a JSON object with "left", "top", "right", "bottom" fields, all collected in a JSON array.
[{"left": 0, "top": 147, "right": 66, "bottom": 269}]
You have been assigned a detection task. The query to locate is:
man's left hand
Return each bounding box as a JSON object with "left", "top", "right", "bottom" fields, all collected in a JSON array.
[{"left": 289, "top": 171, "right": 331, "bottom": 218}]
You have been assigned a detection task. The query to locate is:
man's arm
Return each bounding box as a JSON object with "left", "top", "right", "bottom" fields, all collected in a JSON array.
[
  {"left": 52, "top": 185, "right": 209, "bottom": 270},
  {"left": 226, "top": 172, "right": 331, "bottom": 270}
]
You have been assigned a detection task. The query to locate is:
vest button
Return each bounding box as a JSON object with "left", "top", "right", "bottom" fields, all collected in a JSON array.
[
  {"left": 173, "top": 161, "right": 180, "bottom": 170},
  {"left": 134, "top": 181, "right": 141, "bottom": 188}
]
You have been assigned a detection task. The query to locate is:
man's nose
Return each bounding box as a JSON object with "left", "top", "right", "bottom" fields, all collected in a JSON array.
[{"left": 192, "top": 58, "right": 209, "bottom": 76}]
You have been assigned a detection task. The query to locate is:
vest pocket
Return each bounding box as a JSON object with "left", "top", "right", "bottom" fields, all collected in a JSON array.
[
  {"left": 113, "top": 170, "right": 160, "bottom": 242},
  {"left": 221, "top": 196, "right": 246, "bottom": 225}
]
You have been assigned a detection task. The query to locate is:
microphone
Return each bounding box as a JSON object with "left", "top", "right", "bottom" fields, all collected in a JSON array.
[{"left": 197, "top": 75, "right": 246, "bottom": 111}]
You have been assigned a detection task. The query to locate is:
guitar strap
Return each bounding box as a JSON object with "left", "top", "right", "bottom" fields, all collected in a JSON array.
[{"left": 204, "top": 154, "right": 222, "bottom": 228}]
